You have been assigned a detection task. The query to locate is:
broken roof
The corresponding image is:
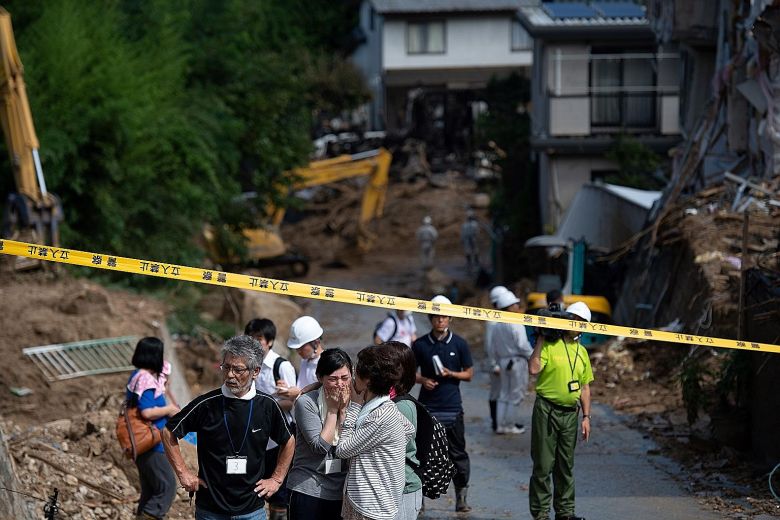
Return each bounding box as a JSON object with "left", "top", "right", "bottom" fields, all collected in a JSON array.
[
  {"left": 371, "top": 0, "right": 533, "bottom": 14},
  {"left": 526, "top": 182, "right": 662, "bottom": 252}
]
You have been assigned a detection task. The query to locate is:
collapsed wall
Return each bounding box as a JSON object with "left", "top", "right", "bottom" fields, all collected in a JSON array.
[{"left": 613, "top": 201, "right": 780, "bottom": 468}]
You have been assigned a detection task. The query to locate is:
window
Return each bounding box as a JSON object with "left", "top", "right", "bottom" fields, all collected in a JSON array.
[
  {"left": 407, "top": 21, "right": 445, "bottom": 54},
  {"left": 511, "top": 20, "right": 532, "bottom": 51},
  {"left": 590, "top": 51, "right": 656, "bottom": 129}
]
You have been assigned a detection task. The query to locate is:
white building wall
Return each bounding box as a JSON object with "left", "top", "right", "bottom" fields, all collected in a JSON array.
[
  {"left": 548, "top": 156, "right": 618, "bottom": 227},
  {"left": 545, "top": 44, "right": 590, "bottom": 95},
  {"left": 545, "top": 44, "right": 591, "bottom": 136},
  {"left": 382, "top": 17, "right": 532, "bottom": 70}
]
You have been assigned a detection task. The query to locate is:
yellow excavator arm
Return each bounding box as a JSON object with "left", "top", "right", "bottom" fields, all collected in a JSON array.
[
  {"left": 205, "top": 148, "right": 392, "bottom": 273},
  {"left": 271, "top": 147, "right": 392, "bottom": 229},
  {"left": 0, "top": 7, "right": 62, "bottom": 259}
]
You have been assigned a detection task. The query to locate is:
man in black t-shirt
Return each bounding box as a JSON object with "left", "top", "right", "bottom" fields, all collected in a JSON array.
[
  {"left": 163, "top": 336, "right": 294, "bottom": 519},
  {"left": 412, "top": 294, "right": 474, "bottom": 513}
]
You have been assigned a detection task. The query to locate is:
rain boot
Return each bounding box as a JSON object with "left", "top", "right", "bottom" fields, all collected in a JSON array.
[
  {"left": 489, "top": 400, "right": 497, "bottom": 431},
  {"left": 455, "top": 486, "right": 472, "bottom": 512}
]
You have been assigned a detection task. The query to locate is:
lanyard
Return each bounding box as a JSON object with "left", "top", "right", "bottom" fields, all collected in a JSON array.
[
  {"left": 223, "top": 396, "right": 254, "bottom": 455},
  {"left": 562, "top": 338, "right": 578, "bottom": 379}
]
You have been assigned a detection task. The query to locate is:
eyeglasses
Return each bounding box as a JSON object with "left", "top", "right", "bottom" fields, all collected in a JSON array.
[
  {"left": 325, "top": 375, "right": 352, "bottom": 384},
  {"left": 220, "top": 364, "right": 251, "bottom": 376}
]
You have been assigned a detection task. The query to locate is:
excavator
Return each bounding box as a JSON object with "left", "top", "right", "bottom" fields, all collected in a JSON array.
[
  {"left": 525, "top": 239, "right": 612, "bottom": 346},
  {"left": 204, "top": 147, "right": 392, "bottom": 275},
  {"left": 0, "top": 8, "right": 62, "bottom": 270}
]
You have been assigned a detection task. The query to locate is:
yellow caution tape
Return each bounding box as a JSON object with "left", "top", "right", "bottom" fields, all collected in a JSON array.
[{"left": 1, "top": 238, "right": 779, "bottom": 354}]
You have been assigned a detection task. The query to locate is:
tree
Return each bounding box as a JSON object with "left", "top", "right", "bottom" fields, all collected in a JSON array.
[
  {"left": 0, "top": 0, "right": 369, "bottom": 268},
  {"left": 475, "top": 73, "right": 538, "bottom": 281}
]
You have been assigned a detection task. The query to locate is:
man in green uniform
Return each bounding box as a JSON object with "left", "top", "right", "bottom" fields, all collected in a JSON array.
[{"left": 528, "top": 301, "right": 593, "bottom": 520}]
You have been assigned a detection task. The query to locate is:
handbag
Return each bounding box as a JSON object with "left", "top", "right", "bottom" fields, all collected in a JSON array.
[{"left": 115, "top": 376, "right": 162, "bottom": 461}]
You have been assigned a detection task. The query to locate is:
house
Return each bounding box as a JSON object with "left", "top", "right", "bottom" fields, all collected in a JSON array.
[
  {"left": 352, "top": 0, "right": 536, "bottom": 157},
  {"left": 517, "top": 1, "right": 682, "bottom": 231}
]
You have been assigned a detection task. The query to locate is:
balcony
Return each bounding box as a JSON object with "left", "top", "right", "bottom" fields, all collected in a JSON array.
[{"left": 546, "top": 50, "right": 680, "bottom": 137}]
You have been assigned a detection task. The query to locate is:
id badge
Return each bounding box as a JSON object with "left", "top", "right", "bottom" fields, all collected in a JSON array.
[
  {"left": 567, "top": 380, "right": 581, "bottom": 393},
  {"left": 324, "top": 457, "right": 343, "bottom": 474},
  {"left": 226, "top": 456, "right": 247, "bottom": 475}
]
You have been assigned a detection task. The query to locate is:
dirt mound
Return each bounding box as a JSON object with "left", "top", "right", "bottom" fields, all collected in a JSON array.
[
  {"left": 0, "top": 271, "right": 194, "bottom": 517},
  {"left": 0, "top": 272, "right": 167, "bottom": 427},
  {"left": 282, "top": 175, "right": 491, "bottom": 269}
]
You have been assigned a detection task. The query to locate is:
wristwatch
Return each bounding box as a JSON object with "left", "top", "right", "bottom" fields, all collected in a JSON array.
[{"left": 582, "top": 414, "right": 591, "bottom": 419}]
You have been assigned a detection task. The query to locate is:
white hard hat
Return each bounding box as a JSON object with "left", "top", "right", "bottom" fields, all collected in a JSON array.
[
  {"left": 430, "top": 294, "right": 452, "bottom": 305},
  {"left": 287, "top": 316, "right": 324, "bottom": 349},
  {"left": 488, "top": 285, "right": 509, "bottom": 305},
  {"left": 495, "top": 291, "right": 520, "bottom": 310},
  {"left": 566, "top": 301, "right": 592, "bottom": 323},
  {"left": 423, "top": 215, "right": 432, "bottom": 225}
]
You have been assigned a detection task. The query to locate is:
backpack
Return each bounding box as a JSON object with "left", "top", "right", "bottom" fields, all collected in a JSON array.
[
  {"left": 271, "top": 356, "right": 297, "bottom": 433},
  {"left": 272, "top": 356, "right": 286, "bottom": 383},
  {"left": 393, "top": 394, "right": 455, "bottom": 499},
  {"left": 372, "top": 313, "right": 398, "bottom": 342}
]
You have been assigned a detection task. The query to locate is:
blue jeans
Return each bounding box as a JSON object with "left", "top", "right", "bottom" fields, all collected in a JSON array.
[{"left": 195, "top": 507, "right": 266, "bottom": 520}]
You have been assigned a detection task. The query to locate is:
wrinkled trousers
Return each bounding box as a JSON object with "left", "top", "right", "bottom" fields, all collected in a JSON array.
[{"left": 529, "top": 396, "right": 578, "bottom": 520}]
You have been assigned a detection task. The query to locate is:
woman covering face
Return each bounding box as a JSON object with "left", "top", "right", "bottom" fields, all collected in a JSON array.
[{"left": 287, "top": 348, "right": 353, "bottom": 520}]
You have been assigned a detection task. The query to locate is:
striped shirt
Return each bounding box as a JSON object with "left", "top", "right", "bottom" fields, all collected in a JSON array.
[{"left": 336, "top": 401, "right": 414, "bottom": 520}]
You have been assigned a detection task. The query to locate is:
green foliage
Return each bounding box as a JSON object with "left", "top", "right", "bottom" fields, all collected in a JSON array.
[
  {"left": 475, "top": 73, "right": 538, "bottom": 280},
  {"left": 604, "top": 135, "right": 664, "bottom": 190},
  {"left": 0, "top": 0, "right": 367, "bottom": 270},
  {"left": 304, "top": 53, "right": 372, "bottom": 115},
  {"left": 715, "top": 350, "right": 751, "bottom": 409},
  {"left": 681, "top": 352, "right": 711, "bottom": 424}
]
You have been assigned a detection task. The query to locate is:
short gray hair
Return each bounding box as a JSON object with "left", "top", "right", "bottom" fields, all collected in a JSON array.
[{"left": 221, "top": 335, "right": 263, "bottom": 371}]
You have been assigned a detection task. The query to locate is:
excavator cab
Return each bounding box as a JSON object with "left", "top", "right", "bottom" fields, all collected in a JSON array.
[
  {"left": 0, "top": 8, "right": 63, "bottom": 270},
  {"left": 525, "top": 238, "right": 612, "bottom": 346}
]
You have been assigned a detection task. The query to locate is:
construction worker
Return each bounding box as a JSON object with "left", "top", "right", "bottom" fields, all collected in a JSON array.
[
  {"left": 485, "top": 285, "right": 510, "bottom": 432},
  {"left": 460, "top": 210, "right": 480, "bottom": 273},
  {"left": 491, "top": 291, "right": 533, "bottom": 434},
  {"left": 277, "top": 316, "right": 325, "bottom": 400},
  {"left": 412, "top": 295, "right": 474, "bottom": 512},
  {"left": 416, "top": 215, "right": 438, "bottom": 271},
  {"left": 528, "top": 302, "right": 594, "bottom": 520}
]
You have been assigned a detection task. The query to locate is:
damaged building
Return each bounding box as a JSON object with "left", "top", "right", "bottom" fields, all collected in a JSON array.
[
  {"left": 351, "top": 0, "right": 536, "bottom": 163},
  {"left": 517, "top": 1, "right": 681, "bottom": 231},
  {"left": 614, "top": 0, "right": 780, "bottom": 468}
]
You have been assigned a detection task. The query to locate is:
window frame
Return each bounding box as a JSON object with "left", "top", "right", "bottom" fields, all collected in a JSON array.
[
  {"left": 406, "top": 20, "right": 447, "bottom": 55},
  {"left": 589, "top": 49, "right": 658, "bottom": 131},
  {"left": 510, "top": 19, "right": 532, "bottom": 52}
]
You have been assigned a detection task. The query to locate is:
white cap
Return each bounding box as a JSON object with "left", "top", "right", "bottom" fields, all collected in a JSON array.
[
  {"left": 423, "top": 215, "right": 432, "bottom": 225},
  {"left": 566, "top": 301, "right": 592, "bottom": 322},
  {"left": 495, "top": 291, "right": 520, "bottom": 310},
  {"left": 488, "top": 286, "right": 509, "bottom": 305},
  {"left": 430, "top": 294, "right": 452, "bottom": 305},
  {"left": 287, "top": 316, "right": 323, "bottom": 349}
]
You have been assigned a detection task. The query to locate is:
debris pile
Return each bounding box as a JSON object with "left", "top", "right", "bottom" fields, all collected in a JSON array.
[
  {"left": 2, "top": 408, "right": 197, "bottom": 519},
  {"left": 588, "top": 338, "right": 780, "bottom": 517},
  {"left": 653, "top": 177, "right": 779, "bottom": 314}
]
